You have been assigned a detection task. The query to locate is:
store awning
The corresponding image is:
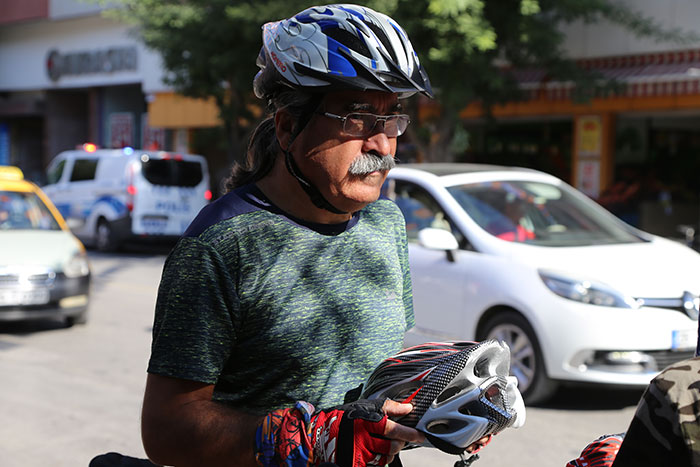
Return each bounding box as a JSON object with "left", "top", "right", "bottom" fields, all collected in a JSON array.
[
  {"left": 147, "top": 92, "right": 220, "bottom": 128},
  {"left": 510, "top": 49, "right": 700, "bottom": 101}
]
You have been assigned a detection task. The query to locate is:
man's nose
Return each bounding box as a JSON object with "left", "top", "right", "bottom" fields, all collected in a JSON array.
[{"left": 364, "top": 127, "right": 393, "bottom": 157}]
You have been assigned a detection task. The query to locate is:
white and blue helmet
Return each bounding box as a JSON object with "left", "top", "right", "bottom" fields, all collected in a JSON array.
[{"left": 254, "top": 4, "right": 433, "bottom": 99}]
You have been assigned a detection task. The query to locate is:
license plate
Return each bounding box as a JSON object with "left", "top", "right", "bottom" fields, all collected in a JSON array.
[
  {"left": 672, "top": 329, "right": 696, "bottom": 350},
  {"left": 0, "top": 288, "right": 50, "bottom": 306},
  {"left": 141, "top": 216, "right": 168, "bottom": 233}
]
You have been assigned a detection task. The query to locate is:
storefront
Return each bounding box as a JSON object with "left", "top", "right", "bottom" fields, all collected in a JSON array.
[{"left": 461, "top": 49, "right": 700, "bottom": 237}]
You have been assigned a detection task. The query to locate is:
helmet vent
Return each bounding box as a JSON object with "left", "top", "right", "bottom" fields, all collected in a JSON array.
[
  {"left": 426, "top": 419, "right": 453, "bottom": 434},
  {"left": 452, "top": 341, "right": 475, "bottom": 348},
  {"left": 324, "top": 28, "right": 371, "bottom": 58},
  {"left": 474, "top": 357, "right": 491, "bottom": 378},
  {"left": 436, "top": 385, "right": 461, "bottom": 404},
  {"left": 458, "top": 400, "right": 489, "bottom": 418},
  {"left": 484, "top": 384, "right": 506, "bottom": 408},
  {"left": 364, "top": 21, "right": 399, "bottom": 64}
]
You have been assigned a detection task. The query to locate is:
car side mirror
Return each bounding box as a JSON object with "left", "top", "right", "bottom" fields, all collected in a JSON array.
[{"left": 417, "top": 228, "right": 459, "bottom": 262}]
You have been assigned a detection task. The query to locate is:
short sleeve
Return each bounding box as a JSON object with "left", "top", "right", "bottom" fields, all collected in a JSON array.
[{"left": 147, "top": 237, "right": 239, "bottom": 384}]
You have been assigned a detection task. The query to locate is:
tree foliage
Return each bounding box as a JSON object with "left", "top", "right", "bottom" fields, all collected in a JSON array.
[
  {"left": 99, "top": 0, "right": 313, "bottom": 163},
  {"left": 98, "top": 0, "right": 700, "bottom": 163},
  {"left": 366, "top": 0, "right": 700, "bottom": 161}
]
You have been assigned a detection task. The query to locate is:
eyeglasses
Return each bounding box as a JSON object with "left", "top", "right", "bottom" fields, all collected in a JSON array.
[{"left": 319, "top": 112, "right": 411, "bottom": 138}]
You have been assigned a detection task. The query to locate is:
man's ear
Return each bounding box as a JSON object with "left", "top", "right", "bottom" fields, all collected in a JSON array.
[{"left": 274, "top": 109, "right": 295, "bottom": 151}]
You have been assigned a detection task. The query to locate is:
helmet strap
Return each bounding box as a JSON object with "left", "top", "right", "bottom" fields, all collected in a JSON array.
[
  {"left": 280, "top": 93, "right": 348, "bottom": 216},
  {"left": 455, "top": 453, "right": 480, "bottom": 467},
  {"left": 283, "top": 147, "right": 348, "bottom": 215}
]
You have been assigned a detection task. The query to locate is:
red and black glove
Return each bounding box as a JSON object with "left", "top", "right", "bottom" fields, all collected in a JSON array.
[
  {"left": 566, "top": 433, "right": 625, "bottom": 467},
  {"left": 255, "top": 398, "right": 392, "bottom": 467},
  {"left": 309, "top": 397, "right": 391, "bottom": 466}
]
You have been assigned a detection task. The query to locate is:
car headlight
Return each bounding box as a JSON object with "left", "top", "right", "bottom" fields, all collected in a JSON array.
[
  {"left": 538, "top": 270, "right": 640, "bottom": 308},
  {"left": 64, "top": 251, "right": 90, "bottom": 278}
]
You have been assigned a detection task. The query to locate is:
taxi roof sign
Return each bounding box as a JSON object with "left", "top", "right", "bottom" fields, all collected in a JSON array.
[{"left": 0, "top": 166, "right": 24, "bottom": 180}]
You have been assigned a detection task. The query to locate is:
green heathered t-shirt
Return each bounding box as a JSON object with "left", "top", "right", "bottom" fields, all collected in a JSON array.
[{"left": 147, "top": 184, "right": 414, "bottom": 414}]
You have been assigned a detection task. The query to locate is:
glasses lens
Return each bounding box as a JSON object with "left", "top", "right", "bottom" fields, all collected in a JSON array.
[
  {"left": 344, "top": 114, "right": 374, "bottom": 136},
  {"left": 342, "top": 113, "right": 410, "bottom": 137},
  {"left": 385, "top": 115, "right": 410, "bottom": 137}
]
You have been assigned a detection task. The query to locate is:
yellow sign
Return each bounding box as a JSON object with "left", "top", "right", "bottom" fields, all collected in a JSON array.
[{"left": 577, "top": 116, "right": 602, "bottom": 156}]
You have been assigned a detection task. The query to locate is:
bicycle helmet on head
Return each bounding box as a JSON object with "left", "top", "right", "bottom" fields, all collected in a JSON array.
[
  {"left": 254, "top": 3, "right": 433, "bottom": 100},
  {"left": 361, "top": 340, "right": 526, "bottom": 455},
  {"left": 252, "top": 4, "right": 432, "bottom": 215}
]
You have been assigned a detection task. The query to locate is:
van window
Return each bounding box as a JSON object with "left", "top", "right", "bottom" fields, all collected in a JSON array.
[
  {"left": 141, "top": 159, "right": 203, "bottom": 187},
  {"left": 70, "top": 159, "right": 98, "bottom": 182},
  {"left": 46, "top": 160, "right": 66, "bottom": 184}
]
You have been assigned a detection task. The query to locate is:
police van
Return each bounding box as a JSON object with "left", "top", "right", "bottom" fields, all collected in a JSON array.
[{"left": 42, "top": 145, "right": 211, "bottom": 251}]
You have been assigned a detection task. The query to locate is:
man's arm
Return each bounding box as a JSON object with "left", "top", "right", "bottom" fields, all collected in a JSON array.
[
  {"left": 141, "top": 373, "right": 262, "bottom": 467},
  {"left": 142, "top": 374, "right": 425, "bottom": 467}
]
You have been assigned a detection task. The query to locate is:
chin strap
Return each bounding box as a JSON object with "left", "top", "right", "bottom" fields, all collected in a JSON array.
[
  {"left": 283, "top": 147, "right": 348, "bottom": 215},
  {"left": 279, "top": 94, "right": 348, "bottom": 216},
  {"left": 455, "top": 453, "right": 480, "bottom": 467}
]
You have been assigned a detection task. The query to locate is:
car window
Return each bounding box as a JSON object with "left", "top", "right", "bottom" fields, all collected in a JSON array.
[
  {"left": 141, "top": 159, "right": 203, "bottom": 187},
  {"left": 46, "top": 159, "right": 66, "bottom": 185},
  {"left": 447, "top": 180, "right": 643, "bottom": 246},
  {"left": 384, "top": 179, "right": 464, "bottom": 245},
  {"left": 69, "top": 159, "right": 98, "bottom": 182},
  {"left": 0, "top": 191, "right": 61, "bottom": 231}
]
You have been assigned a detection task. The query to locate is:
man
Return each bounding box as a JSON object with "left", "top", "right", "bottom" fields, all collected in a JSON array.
[
  {"left": 567, "top": 317, "right": 700, "bottom": 467},
  {"left": 610, "top": 356, "right": 700, "bottom": 466},
  {"left": 141, "top": 5, "right": 434, "bottom": 466},
  {"left": 566, "top": 357, "right": 700, "bottom": 467}
]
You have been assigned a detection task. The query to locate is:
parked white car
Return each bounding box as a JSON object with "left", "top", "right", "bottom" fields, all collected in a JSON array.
[{"left": 386, "top": 163, "right": 700, "bottom": 404}]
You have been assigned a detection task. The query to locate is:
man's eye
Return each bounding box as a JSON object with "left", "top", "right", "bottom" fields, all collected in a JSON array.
[{"left": 348, "top": 115, "right": 371, "bottom": 126}]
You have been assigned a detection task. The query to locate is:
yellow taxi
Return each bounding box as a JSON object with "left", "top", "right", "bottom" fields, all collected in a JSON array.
[{"left": 0, "top": 166, "right": 90, "bottom": 326}]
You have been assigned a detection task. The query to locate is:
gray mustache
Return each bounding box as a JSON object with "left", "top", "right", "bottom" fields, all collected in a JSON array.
[{"left": 348, "top": 153, "right": 396, "bottom": 175}]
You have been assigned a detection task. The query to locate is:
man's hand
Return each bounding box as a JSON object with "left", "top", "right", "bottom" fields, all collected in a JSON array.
[
  {"left": 255, "top": 398, "right": 424, "bottom": 467},
  {"left": 381, "top": 399, "right": 426, "bottom": 461},
  {"left": 308, "top": 398, "right": 424, "bottom": 466}
]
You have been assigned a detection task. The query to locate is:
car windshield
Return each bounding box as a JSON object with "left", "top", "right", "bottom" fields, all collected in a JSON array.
[
  {"left": 141, "top": 159, "right": 203, "bottom": 187},
  {"left": 447, "top": 180, "right": 644, "bottom": 246},
  {"left": 0, "top": 190, "right": 61, "bottom": 231}
]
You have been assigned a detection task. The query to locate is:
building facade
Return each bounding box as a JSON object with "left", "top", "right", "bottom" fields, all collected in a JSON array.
[{"left": 0, "top": 0, "right": 218, "bottom": 183}]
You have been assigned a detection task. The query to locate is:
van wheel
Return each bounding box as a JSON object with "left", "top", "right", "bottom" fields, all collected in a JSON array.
[
  {"left": 480, "top": 311, "right": 557, "bottom": 405},
  {"left": 96, "top": 219, "right": 117, "bottom": 252}
]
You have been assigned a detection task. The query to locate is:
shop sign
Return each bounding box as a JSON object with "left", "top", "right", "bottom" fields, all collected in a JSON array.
[
  {"left": 142, "top": 113, "right": 165, "bottom": 150},
  {"left": 46, "top": 46, "right": 137, "bottom": 82},
  {"left": 577, "top": 115, "right": 602, "bottom": 157},
  {"left": 109, "top": 113, "right": 134, "bottom": 149},
  {"left": 577, "top": 159, "right": 601, "bottom": 198}
]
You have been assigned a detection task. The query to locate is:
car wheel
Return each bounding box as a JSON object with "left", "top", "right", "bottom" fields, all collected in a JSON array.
[
  {"left": 480, "top": 311, "right": 557, "bottom": 405},
  {"left": 65, "top": 311, "right": 88, "bottom": 327},
  {"left": 96, "top": 219, "right": 117, "bottom": 252}
]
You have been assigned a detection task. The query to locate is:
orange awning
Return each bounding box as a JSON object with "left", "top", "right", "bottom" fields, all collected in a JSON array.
[{"left": 147, "top": 92, "right": 220, "bottom": 128}]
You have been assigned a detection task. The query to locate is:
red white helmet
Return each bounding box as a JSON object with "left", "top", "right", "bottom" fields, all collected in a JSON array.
[
  {"left": 362, "top": 340, "right": 526, "bottom": 454},
  {"left": 254, "top": 4, "right": 433, "bottom": 99}
]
